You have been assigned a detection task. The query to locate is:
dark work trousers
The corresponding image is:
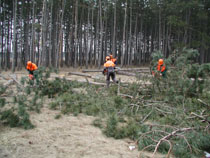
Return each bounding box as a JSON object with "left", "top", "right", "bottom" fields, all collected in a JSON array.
[
  {"left": 106, "top": 70, "right": 116, "bottom": 87},
  {"left": 28, "top": 70, "right": 34, "bottom": 75}
]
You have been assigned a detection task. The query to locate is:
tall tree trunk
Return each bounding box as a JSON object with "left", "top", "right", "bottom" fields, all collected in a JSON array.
[
  {"left": 40, "top": 0, "right": 48, "bottom": 66},
  {"left": 48, "top": 0, "right": 53, "bottom": 67},
  {"left": 6, "top": 20, "right": 11, "bottom": 69},
  {"left": 158, "top": 6, "right": 161, "bottom": 51},
  {"left": 58, "top": 0, "right": 66, "bottom": 68},
  {"left": 133, "top": 12, "right": 138, "bottom": 65},
  {"left": 12, "top": 0, "right": 17, "bottom": 72},
  {"left": 30, "top": 0, "right": 35, "bottom": 63},
  {"left": 121, "top": 0, "right": 127, "bottom": 67},
  {"left": 89, "top": 7, "right": 94, "bottom": 67},
  {"left": 98, "top": 0, "right": 103, "bottom": 68},
  {"left": 112, "top": 0, "right": 117, "bottom": 57},
  {"left": 128, "top": 0, "right": 132, "bottom": 65},
  {"left": 74, "top": 0, "right": 78, "bottom": 67},
  {"left": 85, "top": 6, "right": 90, "bottom": 68}
]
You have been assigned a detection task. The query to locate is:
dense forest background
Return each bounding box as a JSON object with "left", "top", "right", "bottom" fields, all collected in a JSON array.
[{"left": 0, "top": 0, "right": 210, "bottom": 71}]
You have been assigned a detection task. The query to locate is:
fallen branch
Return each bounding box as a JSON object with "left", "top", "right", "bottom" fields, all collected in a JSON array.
[
  {"left": 118, "top": 93, "right": 133, "bottom": 99},
  {"left": 191, "top": 112, "right": 210, "bottom": 124},
  {"left": 197, "top": 99, "right": 209, "bottom": 107},
  {"left": 3, "top": 80, "right": 14, "bottom": 87},
  {"left": 151, "top": 127, "right": 193, "bottom": 158},
  {"left": 9, "top": 74, "right": 22, "bottom": 87},
  {"left": 141, "top": 110, "right": 153, "bottom": 123},
  {"left": 155, "top": 107, "right": 173, "bottom": 115}
]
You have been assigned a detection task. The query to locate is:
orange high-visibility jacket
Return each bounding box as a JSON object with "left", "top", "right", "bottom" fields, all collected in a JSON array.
[
  {"left": 157, "top": 64, "right": 166, "bottom": 72},
  {"left": 111, "top": 58, "right": 117, "bottom": 64},
  {"left": 26, "top": 63, "right": 38, "bottom": 71},
  {"left": 104, "top": 61, "right": 115, "bottom": 68}
]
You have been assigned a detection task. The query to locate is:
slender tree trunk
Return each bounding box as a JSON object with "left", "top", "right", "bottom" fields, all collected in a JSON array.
[
  {"left": 58, "top": 0, "right": 66, "bottom": 68},
  {"left": 74, "top": 0, "right": 78, "bottom": 67},
  {"left": 94, "top": 9, "right": 100, "bottom": 66},
  {"left": 40, "top": 0, "right": 48, "bottom": 66},
  {"left": 121, "top": 0, "right": 127, "bottom": 67},
  {"left": 89, "top": 7, "right": 94, "bottom": 67},
  {"left": 98, "top": 0, "right": 103, "bottom": 68},
  {"left": 12, "top": 0, "right": 17, "bottom": 72},
  {"left": 48, "top": 0, "right": 53, "bottom": 67},
  {"left": 6, "top": 20, "right": 11, "bottom": 69},
  {"left": 134, "top": 12, "right": 138, "bottom": 65},
  {"left": 128, "top": 0, "right": 132, "bottom": 65},
  {"left": 85, "top": 6, "right": 90, "bottom": 68},
  {"left": 158, "top": 6, "right": 161, "bottom": 51},
  {"left": 112, "top": 0, "right": 117, "bottom": 57},
  {"left": 30, "top": 0, "right": 35, "bottom": 63}
]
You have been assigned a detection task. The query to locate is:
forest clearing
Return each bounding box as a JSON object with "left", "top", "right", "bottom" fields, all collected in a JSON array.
[
  {"left": 1, "top": 49, "right": 210, "bottom": 158},
  {"left": 0, "top": 68, "right": 161, "bottom": 158},
  {"left": 1, "top": 0, "right": 210, "bottom": 157}
]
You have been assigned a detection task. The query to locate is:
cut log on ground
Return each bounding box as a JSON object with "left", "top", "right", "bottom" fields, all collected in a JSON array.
[
  {"left": 136, "top": 70, "right": 150, "bottom": 73},
  {"left": 116, "top": 71, "right": 138, "bottom": 77},
  {"left": 68, "top": 72, "right": 92, "bottom": 78},
  {"left": 9, "top": 74, "right": 22, "bottom": 87},
  {"left": 82, "top": 69, "right": 102, "bottom": 73},
  {"left": 3, "top": 80, "right": 14, "bottom": 87},
  {"left": 0, "top": 74, "right": 10, "bottom": 80},
  {"left": 116, "top": 67, "right": 149, "bottom": 71}
]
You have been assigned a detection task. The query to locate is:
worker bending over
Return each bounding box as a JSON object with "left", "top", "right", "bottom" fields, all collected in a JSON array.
[
  {"left": 103, "top": 56, "right": 117, "bottom": 87},
  {"left": 157, "top": 59, "right": 167, "bottom": 77},
  {"left": 26, "top": 61, "right": 38, "bottom": 80}
]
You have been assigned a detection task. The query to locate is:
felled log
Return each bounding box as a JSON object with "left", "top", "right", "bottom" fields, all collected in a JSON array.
[
  {"left": 0, "top": 74, "right": 10, "bottom": 80},
  {"left": 66, "top": 78, "right": 107, "bottom": 86},
  {"left": 9, "top": 74, "right": 22, "bottom": 86},
  {"left": 116, "top": 67, "right": 149, "bottom": 71},
  {"left": 116, "top": 71, "right": 138, "bottom": 76},
  {"left": 136, "top": 70, "right": 150, "bottom": 73},
  {"left": 68, "top": 72, "right": 92, "bottom": 78},
  {"left": 3, "top": 80, "right": 14, "bottom": 87},
  {"left": 82, "top": 69, "right": 102, "bottom": 73}
]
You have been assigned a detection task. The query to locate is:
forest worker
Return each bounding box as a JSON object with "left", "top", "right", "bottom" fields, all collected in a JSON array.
[
  {"left": 102, "top": 56, "right": 117, "bottom": 87},
  {"left": 109, "top": 54, "right": 117, "bottom": 64},
  {"left": 157, "top": 59, "right": 167, "bottom": 77},
  {"left": 26, "top": 61, "right": 38, "bottom": 80}
]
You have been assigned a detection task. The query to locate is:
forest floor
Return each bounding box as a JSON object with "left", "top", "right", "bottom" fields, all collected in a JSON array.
[{"left": 0, "top": 68, "right": 164, "bottom": 158}]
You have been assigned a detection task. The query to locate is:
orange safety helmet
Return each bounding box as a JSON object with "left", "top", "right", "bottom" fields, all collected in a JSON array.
[
  {"left": 27, "top": 61, "right": 32, "bottom": 66},
  {"left": 106, "top": 56, "right": 110, "bottom": 61},
  {"left": 158, "top": 59, "right": 164, "bottom": 65}
]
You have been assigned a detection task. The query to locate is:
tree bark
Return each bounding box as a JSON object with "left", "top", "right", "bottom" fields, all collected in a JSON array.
[
  {"left": 121, "top": 0, "right": 127, "bottom": 67},
  {"left": 74, "top": 0, "right": 78, "bottom": 68},
  {"left": 12, "top": 0, "right": 17, "bottom": 72},
  {"left": 98, "top": 0, "right": 103, "bottom": 68}
]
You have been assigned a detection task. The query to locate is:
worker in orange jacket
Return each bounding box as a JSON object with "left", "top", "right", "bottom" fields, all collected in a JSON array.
[
  {"left": 109, "top": 54, "right": 117, "bottom": 64},
  {"left": 103, "top": 56, "right": 117, "bottom": 87},
  {"left": 157, "top": 59, "right": 167, "bottom": 77},
  {"left": 152, "top": 59, "right": 167, "bottom": 78},
  {"left": 26, "top": 61, "right": 38, "bottom": 80}
]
